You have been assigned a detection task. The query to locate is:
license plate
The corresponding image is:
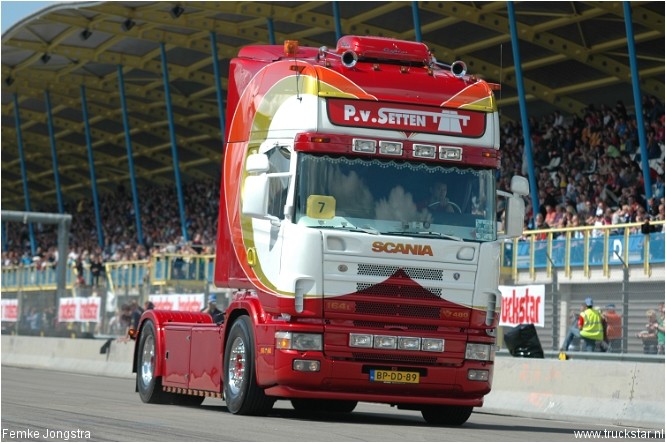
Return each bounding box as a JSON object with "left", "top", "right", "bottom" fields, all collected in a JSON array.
[{"left": 369, "top": 370, "right": 420, "bottom": 384}]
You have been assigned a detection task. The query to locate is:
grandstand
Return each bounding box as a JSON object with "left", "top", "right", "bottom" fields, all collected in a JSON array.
[{"left": 1, "top": 2, "right": 664, "bottom": 353}]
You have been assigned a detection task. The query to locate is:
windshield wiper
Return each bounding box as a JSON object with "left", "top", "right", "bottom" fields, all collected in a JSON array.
[
  {"left": 384, "top": 231, "right": 463, "bottom": 242},
  {"left": 315, "top": 225, "right": 379, "bottom": 235}
]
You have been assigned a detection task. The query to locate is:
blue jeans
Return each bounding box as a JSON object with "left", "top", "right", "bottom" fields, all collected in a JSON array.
[
  {"left": 562, "top": 326, "right": 581, "bottom": 351},
  {"left": 581, "top": 337, "right": 598, "bottom": 352}
]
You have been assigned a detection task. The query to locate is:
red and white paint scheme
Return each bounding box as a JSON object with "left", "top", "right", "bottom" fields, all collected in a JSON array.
[{"left": 133, "top": 36, "right": 528, "bottom": 426}]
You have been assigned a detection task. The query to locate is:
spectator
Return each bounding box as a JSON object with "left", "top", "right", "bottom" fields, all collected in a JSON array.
[
  {"left": 129, "top": 299, "right": 143, "bottom": 331},
  {"left": 602, "top": 304, "right": 623, "bottom": 353},
  {"left": 637, "top": 309, "right": 659, "bottom": 354},
  {"left": 658, "top": 303, "right": 665, "bottom": 355},
  {"left": 561, "top": 306, "right": 584, "bottom": 352},
  {"left": 90, "top": 255, "right": 104, "bottom": 287},
  {"left": 202, "top": 294, "right": 224, "bottom": 324},
  {"left": 108, "top": 305, "right": 132, "bottom": 336}
]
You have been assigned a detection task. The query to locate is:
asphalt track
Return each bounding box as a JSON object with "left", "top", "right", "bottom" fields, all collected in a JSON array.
[{"left": 1, "top": 366, "right": 662, "bottom": 442}]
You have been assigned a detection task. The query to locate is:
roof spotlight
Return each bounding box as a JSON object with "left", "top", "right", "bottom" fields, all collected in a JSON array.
[
  {"left": 80, "top": 29, "right": 92, "bottom": 40},
  {"left": 41, "top": 53, "right": 51, "bottom": 64},
  {"left": 5, "top": 76, "right": 14, "bottom": 86},
  {"left": 122, "top": 18, "right": 136, "bottom": 32},
  {"left": 170, "top": 5, "right": 184, "bottom": 18}
]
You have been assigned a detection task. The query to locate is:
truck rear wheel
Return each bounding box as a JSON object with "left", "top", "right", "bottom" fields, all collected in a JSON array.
[
  {"left": 421, "top": 405, "right": 473, "bottom": 426},
  {"left": 223, "top": 315, "right": 275, "bottom": 415},
  {"left": 136, "top": 320, "right": 172, "bottom": 404},
  {"left": 291, "top": 399, "right": 357, "bottom": 414}
]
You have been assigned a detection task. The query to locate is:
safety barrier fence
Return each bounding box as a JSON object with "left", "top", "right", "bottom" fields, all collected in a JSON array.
[
  {"left": 501, "top": 220, "right": 664, "bottom": 280},
  {"left": 2, "top": 222, "right": 663, "bottom": 293}
]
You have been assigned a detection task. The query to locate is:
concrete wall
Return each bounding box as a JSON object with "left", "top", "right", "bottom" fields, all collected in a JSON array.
[
  {"left": 485, "top": 358, "right": 664, "bottom": 429},
  {"left": 2, "top": 336, "right": 663, "bottom": 429}
]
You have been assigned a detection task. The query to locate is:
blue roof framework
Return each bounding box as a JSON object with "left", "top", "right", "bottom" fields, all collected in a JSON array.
[{"left": 1, "top": 1, "right": 664, "bottom": 209}]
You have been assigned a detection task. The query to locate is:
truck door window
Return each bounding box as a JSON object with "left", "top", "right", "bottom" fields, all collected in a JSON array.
[{"left": 265, "top": 145, "right": 291, "bottom": 219}]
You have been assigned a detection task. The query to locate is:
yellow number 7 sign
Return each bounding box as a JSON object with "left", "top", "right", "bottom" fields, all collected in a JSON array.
[{"left": 306, "top": 195, "right": 336, "bottom": 219}]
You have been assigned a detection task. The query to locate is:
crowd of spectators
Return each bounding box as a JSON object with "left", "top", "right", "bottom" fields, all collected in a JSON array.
[
  {"left": 2, "top": 96, "right": 665, "bottom": 271},
  {"left": 2, "top": 180, "right": 219, "bottom": 270},
  {"left": 497, "top": 95, "right": 665, "bottom": 234}
]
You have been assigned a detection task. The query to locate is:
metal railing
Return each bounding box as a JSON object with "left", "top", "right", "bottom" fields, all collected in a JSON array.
[
  {"left": 501, "top": 221, "right": 665, "bottom": 280},
  {"left": 2, "top": 223, "right": 663, "bottom": 293}
]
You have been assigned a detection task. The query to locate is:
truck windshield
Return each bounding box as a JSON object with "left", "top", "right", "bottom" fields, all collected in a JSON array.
[{"left": 294, "top": 153, "right": 497, "bottom": 242}]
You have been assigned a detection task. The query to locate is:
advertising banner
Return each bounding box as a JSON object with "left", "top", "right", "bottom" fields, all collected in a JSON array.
[
  {"left": 1, "top": 299, "right": 19, "bottom": 322},
  {"left": 57, "top": 297, "right": 102, "bottom": 323},
  {"left": 498, "top": 285, "right": 545, "bottom": 328},
  {"left": 149, "top": 294, "right": 204, "bottom": 312}
]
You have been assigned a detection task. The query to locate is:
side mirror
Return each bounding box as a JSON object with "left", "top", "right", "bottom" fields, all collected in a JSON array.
[
  {"left": 510, "top": 176, "right": 529, "bottom": 196},
  {"left": 503, "top": 195, "right": 525, "bottom": 238},
  {"left": 498, "top": 175, "right": 529, "bottom": 239},
  {"left": 242, "top": 175, "right": 269, "bottom": 218}
]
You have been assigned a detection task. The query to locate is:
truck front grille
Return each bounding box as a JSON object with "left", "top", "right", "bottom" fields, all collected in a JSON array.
[{"left": 357, "top": 264, "right": 443, "bottom": 281}]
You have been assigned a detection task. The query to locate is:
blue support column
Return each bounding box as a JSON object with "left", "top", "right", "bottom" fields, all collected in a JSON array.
[
  {"left": 412, "top": 1, "right": 422, "bottom": 42},
  {"left": 80, "top": 85, "right": 104, "bottom": 248},
  {"left": 332, "top": 1, "right": 342, "bottom": 40},
  {"left": 507, "top": 2, "right": 540, "bottom": 226},
  {"left": 210, "top": 32, "right": 226, "bottom": 147},
  {"left": 160, "top": 43, "right": 189, "bottom": 242},
  {"left": 266, "top": 18, "right": 275, "bottom": 45},
  {"left": 44, "top": 91, "right": 64, "bottom": 214},
  {"left": 623, "top": 2, "right": 652, "bottom": 199},
  {"left": 117, "top": 65, "right": 144, "bottom": 246},
  {"left": 12, "top": 94, "right": 36, "bottom": 256}
]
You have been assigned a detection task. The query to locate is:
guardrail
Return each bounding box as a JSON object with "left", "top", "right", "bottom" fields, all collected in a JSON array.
[
  {"left": 501, "top": 221, "right": 665, "bottom": 280},
  {"left": 2, "top": 222, "right": 663, "bottom": 293}
]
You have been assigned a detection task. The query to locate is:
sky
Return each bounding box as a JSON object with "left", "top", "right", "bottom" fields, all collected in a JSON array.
[{"left": 1, "top": 1, "right": 60, "bottom": 34}]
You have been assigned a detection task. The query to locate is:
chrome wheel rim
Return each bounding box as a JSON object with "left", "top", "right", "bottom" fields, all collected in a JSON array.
[
  {"left": 227, "top": 336, "right": 246, "bottom": 396},
  {"left": 140, "top": 334, "right": 155, "bottom": 387}
]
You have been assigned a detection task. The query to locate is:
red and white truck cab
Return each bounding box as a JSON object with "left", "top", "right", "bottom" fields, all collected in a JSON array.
[{"left": 133, "top": 35, "right": 528, "bottom": 426}]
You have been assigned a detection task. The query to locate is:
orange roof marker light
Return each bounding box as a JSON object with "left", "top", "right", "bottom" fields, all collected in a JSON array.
[{"left": 284, "top": 40, "right": 299, "bottom": 57}]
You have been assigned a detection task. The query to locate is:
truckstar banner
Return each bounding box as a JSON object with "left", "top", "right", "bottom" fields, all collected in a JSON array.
[
  {"left": 498, "top": 285, "right": 545, "bottom": 328},
  {"left": 149, "top": 294, "right": 204, "bottom": 312},
  {"left": 57, "top": 297, "right": 101, "bottom": 323},
  {"left": 1, "top": 299, "right": 19, "bottom": 322}
]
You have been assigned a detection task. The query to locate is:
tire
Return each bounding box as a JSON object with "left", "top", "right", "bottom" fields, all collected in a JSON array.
[
  {"left": 136, "top": 321, "right": 172, "bottom": 404},
  {"left": 223, "top": 315, "right": 275, "bottom": 415},
  {"left": 421, "top": 405, "right": 473, "bottom": 426},
  {"left": 291, "top": 399, "right": 357, "bottom": 414}
]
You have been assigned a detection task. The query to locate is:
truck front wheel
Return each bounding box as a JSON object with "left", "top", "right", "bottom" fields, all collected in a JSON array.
[
  {"left": 137, "top": 320, "right": 172, "bottom": 404},
  {"left": 421, "top": 405, "right": 473, "bottom": 426},
  {"left": 223, "top": 315, "right": 275, "bottom": 415}
]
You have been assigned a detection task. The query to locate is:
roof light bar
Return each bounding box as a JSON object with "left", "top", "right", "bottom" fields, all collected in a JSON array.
[
  {"left": 413, "top": 144, "right": 436, "bottom": 159},
  {"left": 379, "top": 141, "right": 403, "bottom": 155},
  {"left": 439, "top": 146, "right": 462, "bottom": 161},
  {"left": 352, "top": 138, "right": 376, "bottom": 153}
]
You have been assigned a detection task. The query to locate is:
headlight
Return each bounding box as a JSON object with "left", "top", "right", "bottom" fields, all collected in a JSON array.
[
  {"left": 349, "top": 333, "right": 373, "bottom": 348},
  {"left": 373, "top": 335, "right": 397, "bottom": 349},
  {"left": 275, "top": 332, "right": 322, "bottom": 351},
  {"left": 465, "top": 343, "right": 493, "bottom": 361},
  {"left": 422, "top": 338, "right": 445, "bottom": 352},
  {"left": 398, "top": 336, "right": 420, "bottom": 351}
]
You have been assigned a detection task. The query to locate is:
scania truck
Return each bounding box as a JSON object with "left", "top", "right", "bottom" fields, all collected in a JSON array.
[{"left": 133, "top": 35, "right": 528, "bottom": 426}]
